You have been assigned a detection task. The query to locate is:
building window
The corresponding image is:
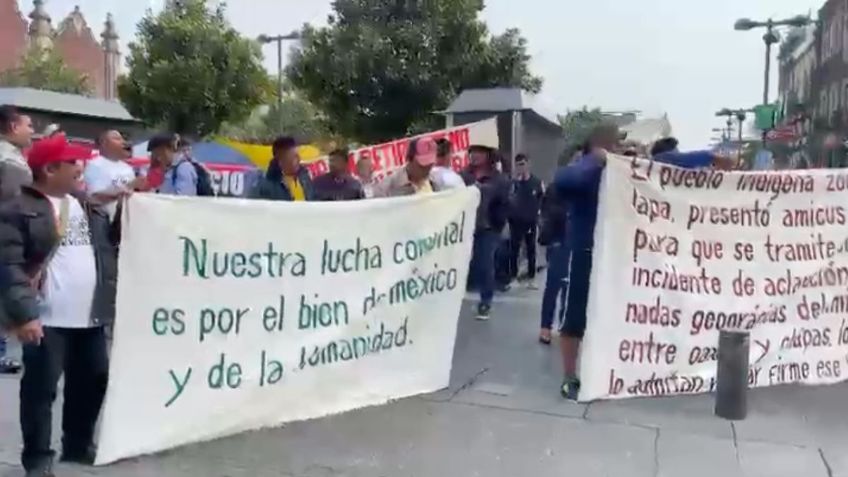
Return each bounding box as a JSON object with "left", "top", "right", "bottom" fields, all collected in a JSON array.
[
  {"left": 826, "top": 23, "right": 833, "bottom": 60},
  {"left": 822, "top": 90, "right": 830, "bottom": 118},
  {"left": 842, "top": 80, "right": 848, "bottom": 110},
  {"left": 843, "top": 11, "right": 848, "bottom": 62}
]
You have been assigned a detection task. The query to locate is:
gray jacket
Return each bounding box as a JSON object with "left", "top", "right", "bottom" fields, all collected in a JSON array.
[
  {"left": 0, "top": 139, "right": 32, "bottom": 200},
  {"left": 374, "top": 166, "right": 441, "bottom": 198}
]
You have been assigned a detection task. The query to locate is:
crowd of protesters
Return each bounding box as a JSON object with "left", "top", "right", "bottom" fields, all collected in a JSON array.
[
  {"left": 0, "top": 107, "right": 517, "bottom": 475},
  {"left": 0, "top": 99, "right": 744, "bottom": 476}
]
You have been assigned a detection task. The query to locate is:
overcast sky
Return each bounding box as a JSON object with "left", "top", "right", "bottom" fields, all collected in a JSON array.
[{"left": 34, "top": 0, "right": 822, "bottom": 148}]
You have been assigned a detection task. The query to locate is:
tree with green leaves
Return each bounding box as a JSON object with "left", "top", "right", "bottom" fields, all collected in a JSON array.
[
  {"left": 118, "top": 0, "right": 272, "bottom": 137},
  {"left": 219, "top": 94, "right": 330, "bottom": 144},
  {"left": 286, "top": 0, "right": 543, "bottom": 143},
  {"left": 0, "top": 46, "right": 91, "bottom": 95},
  {"left": 219, "top": 76, "right": 334, "bottom": 144},
  {"left": 558, "top": 107, "right": 606, "bottom": 162}
]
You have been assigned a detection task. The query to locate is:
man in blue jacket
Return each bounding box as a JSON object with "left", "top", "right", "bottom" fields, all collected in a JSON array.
[{"left": 554, "top": 127, "right": 736, "bottom": 400}]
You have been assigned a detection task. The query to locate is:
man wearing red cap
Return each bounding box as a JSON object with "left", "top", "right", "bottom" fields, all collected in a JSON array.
[
  {"left": 0, "top": 134, "right": 119, "bottom": 476},
  {"left": 375, "top": 137, "right": 442, "bottom": 197}
]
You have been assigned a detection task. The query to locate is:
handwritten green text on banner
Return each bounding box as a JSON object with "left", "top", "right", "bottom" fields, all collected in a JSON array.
[{"left": 95, "top": 190, "right": 479, "bottom": 464}]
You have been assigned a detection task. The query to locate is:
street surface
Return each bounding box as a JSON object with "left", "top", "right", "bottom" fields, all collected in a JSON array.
[{"left": 0, "top": 288, "right": 845, "bottom": 477}]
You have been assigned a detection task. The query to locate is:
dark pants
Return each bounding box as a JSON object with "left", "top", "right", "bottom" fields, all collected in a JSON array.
[
  {"left": 471, "top": 230, "right": 500, "bottom": 306},
  {"left": 560, "top": 249, "right": 593, "bottom": 339},
  {"left": 509, "top": 220, "right": 537, "bottom": 280},
  {"left": 21, "top": 326, "right": 109, "bottom": 471},
  {"left": 541, "top": 243, "right": 570, "bottom": 330},
  {"left": 0, "top": 335, "right": 6, "bottom": 357}
]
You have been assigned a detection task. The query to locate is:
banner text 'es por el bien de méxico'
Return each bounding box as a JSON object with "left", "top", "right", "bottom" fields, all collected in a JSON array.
[
  {"left": 579, "top": 157, "right": 848, "bottom": 401},
  {"left": 95, "top": 189, "right": 480, "bottom": 464}
]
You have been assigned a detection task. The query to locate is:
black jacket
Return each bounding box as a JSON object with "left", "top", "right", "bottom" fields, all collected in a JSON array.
[
  {"left": 0, "top": 187, "right": 119, "bottom": 328},
  {"left": 312, "top": 173, "right": 365, "bottom": 201},
  {"left": 462, "top": 169, "right": 511, "bottom": 233},
  {"left": 509, "top": 175, "right": 544, "bottom": 223},
  {"left": 251, "top": 160, "right": 315, "bottom": 201}
]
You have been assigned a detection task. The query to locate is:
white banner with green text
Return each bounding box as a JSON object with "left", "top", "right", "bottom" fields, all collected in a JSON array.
[{"left": 95, "top": 189, "right": 479, "bottom": 464}]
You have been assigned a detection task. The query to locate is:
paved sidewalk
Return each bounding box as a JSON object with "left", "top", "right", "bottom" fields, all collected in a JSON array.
[{"left": 0, "top": 288, "right": 846, "bottom": 477}]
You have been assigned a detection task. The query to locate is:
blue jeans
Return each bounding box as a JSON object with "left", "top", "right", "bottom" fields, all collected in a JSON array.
[
  {"left": 0, "top": 335, "right": 6, "bottom": 357},
  {"left": 541, "top": 243, "right": 570, "bottom": 330},
  {"left": 471, "top": 230, "right": 499, "bottom": 307}
]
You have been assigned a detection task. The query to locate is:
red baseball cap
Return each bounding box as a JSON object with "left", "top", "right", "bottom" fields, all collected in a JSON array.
[
  {"left": 412, "top": 137, "right": 437, "bottom": 167},
  {"left": 28, "top": 133, "right": 92, "bottom": 170}
]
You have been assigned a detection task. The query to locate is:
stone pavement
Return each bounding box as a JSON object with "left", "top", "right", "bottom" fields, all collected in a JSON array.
[{"left": 0, "top": 288, "right": 846, "bottom": 477}]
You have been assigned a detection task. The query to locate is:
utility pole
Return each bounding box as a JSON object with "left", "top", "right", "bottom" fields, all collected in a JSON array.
[
  {"left": 258, "top": 31, "right": 302, "bottom": 133},
  {"left": 734, "top": 15, "right": 813, "bottom": 148}
]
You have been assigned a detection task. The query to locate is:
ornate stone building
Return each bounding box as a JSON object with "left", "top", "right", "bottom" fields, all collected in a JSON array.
[{"left": 0, "top": 0, "right": 120, "bottom": 100}]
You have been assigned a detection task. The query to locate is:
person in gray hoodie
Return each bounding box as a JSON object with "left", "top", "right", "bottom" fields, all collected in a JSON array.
[
  {"left": 0, "top": 106, "right": 34, "bottom": 199},
  {"left": 0, "top": 105, "right": 34, "bottom": 375}
]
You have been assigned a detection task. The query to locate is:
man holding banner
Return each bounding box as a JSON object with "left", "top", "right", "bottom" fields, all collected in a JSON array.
[
  {"left": 1, "top": 134, "right": 118, "bottom": 476},
  {"left": 375, "top": 137, "right": 441, "bottom": 197},
  {"left": 554, "top": 124, "right": 736, "bottom": 401},
  {"left": 313, "top": 149, "right": 365, "bottom": 201},
  {"left": 252, "top": 136, "right": 316, "bottom": 201}
]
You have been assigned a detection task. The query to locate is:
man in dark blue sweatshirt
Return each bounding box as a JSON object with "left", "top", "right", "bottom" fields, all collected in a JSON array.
[{"left": 554, "top": 127, "right": 736, "bottom": 400}]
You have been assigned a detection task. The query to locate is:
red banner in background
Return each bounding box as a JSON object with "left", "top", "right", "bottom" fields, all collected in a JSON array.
[{"left": 302, "top": 118, "right": 498, "bottom": 181}]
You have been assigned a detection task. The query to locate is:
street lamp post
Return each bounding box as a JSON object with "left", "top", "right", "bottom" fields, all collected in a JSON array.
[
  {"left": 761, "top": 22, "right": 779, "bottom": 107},
  {"left": 734, "top": 15, "right": 813, "bottom": 147},
  {"left": 258, "top": 31, "right": 302, "bottom": 133},
  {"left": 736, "top": 111, "right": 746, "bottom": 147},
  {"left": 717, "top": 108, "right": 751, "bottom": 165}
]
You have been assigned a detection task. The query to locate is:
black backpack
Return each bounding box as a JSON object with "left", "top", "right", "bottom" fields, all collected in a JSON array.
[{"left": 174, "top": 159, "right": 216, "bottom": 197}]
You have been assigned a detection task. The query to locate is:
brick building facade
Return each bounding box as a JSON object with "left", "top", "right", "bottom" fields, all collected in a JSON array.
[
  {"left": 0, "top": 0, "right": 120, "bottom": 100},
  {"left": 776, "top": 0, "right": 848, "bottom": 167}
]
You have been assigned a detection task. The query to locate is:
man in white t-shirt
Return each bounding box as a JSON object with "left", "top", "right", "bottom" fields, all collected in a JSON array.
[
  {"left": 83, "top": 130, "right": 140, "bottom": 219},
  {"left": 0, "top": 134, "right": 116, "bottom": 476},
  {"left": 430, "top": 138, "right": 465, "bottom": 190},
  {"left": 356, "top": 156, "right": 376, "bottom": 198}
]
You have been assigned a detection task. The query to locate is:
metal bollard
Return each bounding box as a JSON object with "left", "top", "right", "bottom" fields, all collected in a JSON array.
[{"left": 714, "top": 330, "right": 750, "bottom": 420}]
